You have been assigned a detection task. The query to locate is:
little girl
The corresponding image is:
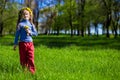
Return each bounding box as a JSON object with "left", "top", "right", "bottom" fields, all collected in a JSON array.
[{"left": 13, "top": 7, "right": 38, "bottom": 74}]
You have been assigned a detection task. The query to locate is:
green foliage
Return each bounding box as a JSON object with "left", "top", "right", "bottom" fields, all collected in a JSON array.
[
  {"left": 0, "top": 1, "right": 19, "bottom": 35},
  {"left": 55, "top": 0, "right": 77, "bottom": 29},
  {"left": 3, "top": 3, "right": 18, "bottom": 33}
]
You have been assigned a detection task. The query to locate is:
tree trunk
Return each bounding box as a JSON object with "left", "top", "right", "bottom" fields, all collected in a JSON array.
[
  {"left": 112, "top": 21, "right": 118, "bottom": 38},
  {"left": 33, "top": 8, "right": 39, "bottom": 31},
  {"left": 65, "top": 29, "right": 67, "bottom": 35},
  {"left": 57, "top": 27, "right": 59, "bottom": 35},
  {"left": 69, "top": 0, "right": 73, "bottom": 37},
  {"left": 45, "top": 29, "right": 48, "bottom": 35},
  {"left": 102, "top": 22, "right": 106, "bottom": 35},
  {"left": 88, "top": 26, "right": 91, "bottom": 36},
  {"left": 105, "top": 15, "right": 111, "bottom": 38},
  {"left": 70, "top": 20, "right": 73, "bottom": 37},
  {"left": 102, "top": 0, "right": 112, "bottom": 38},
  {"left": 119, "top": 26, "right": 120, "bottom": 36},
  {"left": 94, "top": 23, "right": 99, "bottom": 37},
  {"left": 81, "top": 16, "right": 84, "bottom": 37},
  {"left": 77, "top": 0, "right": 85, "bottom": 37},
  {"left": 81, "top": 28, "right": 84, "bottom": 37},
  {"left": 77, "top": 29, "right": 80, "bottom": 36},
  {"left": 112, "top": 11, "right": 119, "bottom": 38},
  {"left": 0, "top": 22, "right": 3, "bottom": 36}
]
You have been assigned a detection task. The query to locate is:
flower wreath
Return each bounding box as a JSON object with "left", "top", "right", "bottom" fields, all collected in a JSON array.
[{"left": 20, "top": 7, "right": 33, "bottom": 16}]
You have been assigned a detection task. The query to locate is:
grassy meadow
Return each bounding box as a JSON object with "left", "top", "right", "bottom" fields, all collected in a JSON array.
[{"left": 0, "top": 35, "right": 120, "bottom": 80}]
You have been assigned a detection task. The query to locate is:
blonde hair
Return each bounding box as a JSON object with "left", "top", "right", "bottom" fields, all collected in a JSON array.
[{"left": 17, "top": 7, "right": 33, "bottom": 26}]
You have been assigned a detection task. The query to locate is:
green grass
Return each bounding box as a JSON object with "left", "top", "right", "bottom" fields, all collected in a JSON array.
[{"left": 0, "top": 35, "right": 120, "bottom": 80}]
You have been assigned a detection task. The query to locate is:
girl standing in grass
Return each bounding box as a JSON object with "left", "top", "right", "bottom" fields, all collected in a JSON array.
[{"left": 13, "top": 7, "right": 38, "bottom": 74}]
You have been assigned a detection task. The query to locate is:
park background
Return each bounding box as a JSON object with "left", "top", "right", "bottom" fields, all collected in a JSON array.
[{"left": 0, "top": 0, "right": 120, "bottom": 80}]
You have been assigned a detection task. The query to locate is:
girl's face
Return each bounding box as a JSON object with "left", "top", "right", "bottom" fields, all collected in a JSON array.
[{"left": 22, "top": 10, "right": 30, "bottom": 20}]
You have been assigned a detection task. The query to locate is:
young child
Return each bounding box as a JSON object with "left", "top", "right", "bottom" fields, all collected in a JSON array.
[{"left": 13, "top": 7, "right": 38, "bottom": 74}]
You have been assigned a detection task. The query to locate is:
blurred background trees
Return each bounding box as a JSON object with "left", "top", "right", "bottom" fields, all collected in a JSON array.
[
  {"left": 0, "top": 0, "right": 120, "bottom": 38},
  {"left": 0, "top": 0, "right": 18, "bottom": 36}
]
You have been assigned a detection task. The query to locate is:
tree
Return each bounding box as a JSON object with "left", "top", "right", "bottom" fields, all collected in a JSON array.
[
  {"left": 97, "top": 0, "right": 120, "bottom": 38},
  {"left": 76, "top": 0, "right": 86, "bottom": 37},
  {"left": 99, "top": 0, "right": 112, "bottom": 38},
  {"left": 111, "top": 0, "right": 120, "bottom": 38},
  {"left": 0, "top": 0, "right": 7, "bottom": 36},
  {"left": 0, "top": 0, "right": 18, "bottom": 36},
  {"left": 63, "top": 0, "right": 77, "bottom": 36}
]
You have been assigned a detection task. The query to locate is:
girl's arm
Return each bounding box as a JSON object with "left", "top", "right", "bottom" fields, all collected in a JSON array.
[
  {"left": 14, "top": 24, "right": 21, "bottom": 45},
  {"left": 30, "top": 24, "right": 38, "bottom": 36}
]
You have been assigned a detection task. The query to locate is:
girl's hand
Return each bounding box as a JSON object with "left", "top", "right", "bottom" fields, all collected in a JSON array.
[
  {"left": 13, "top": 45, "right": 17, "bottom": 51},
  {"left": 26, "top": 29, "right": 31, "bottom": 35}
]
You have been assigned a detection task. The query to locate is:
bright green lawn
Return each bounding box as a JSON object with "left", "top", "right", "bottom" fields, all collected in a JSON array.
[{"left": 0, "top": 35, "right": 120, "bottom": 80}]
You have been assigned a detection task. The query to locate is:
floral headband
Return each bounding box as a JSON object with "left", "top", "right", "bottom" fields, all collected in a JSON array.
[{"left": 20, "top": 7, "right": 33, "bottom": 16}]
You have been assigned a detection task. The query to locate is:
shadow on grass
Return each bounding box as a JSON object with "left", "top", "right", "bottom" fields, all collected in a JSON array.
[
  {"left": 0, "top": 35, "right": 120, "bottom": 50},
  {"left": 33, "top": 35, "right": 120, "bottom": 50}
]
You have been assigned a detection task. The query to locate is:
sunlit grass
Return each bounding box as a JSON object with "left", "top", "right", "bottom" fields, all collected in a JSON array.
[{"left": 0, "top": 35, "right": 120, "bottom": 80}]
